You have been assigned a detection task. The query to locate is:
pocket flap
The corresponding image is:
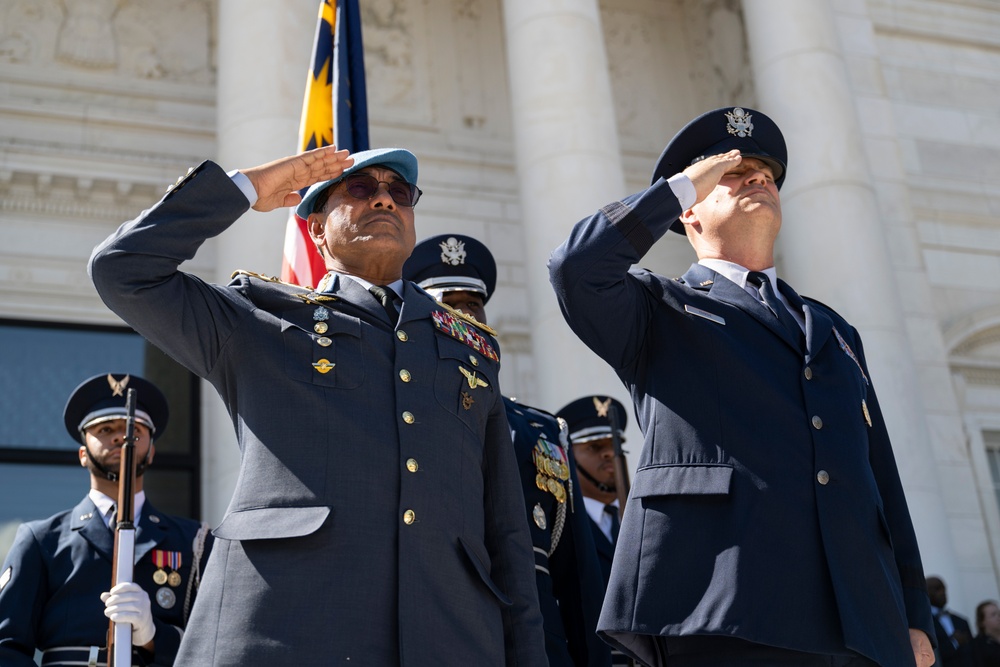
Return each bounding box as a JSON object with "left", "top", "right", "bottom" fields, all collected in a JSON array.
[
  {"left": 458, "top": 537, "right": 513, "bottom": 607},
  {"left": 213, "top": 506, "right": 330, "bottom": 540},
  {"left": 631, "top": 464, "right": 734, "bottom": 498}
]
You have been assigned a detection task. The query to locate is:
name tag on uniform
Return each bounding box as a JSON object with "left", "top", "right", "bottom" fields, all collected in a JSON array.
[{"left": 684, "top": 304, "right": 726, "bottom": 325}]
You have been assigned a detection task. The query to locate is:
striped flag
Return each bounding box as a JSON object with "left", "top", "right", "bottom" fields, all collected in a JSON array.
[{"left": 281, "top": 0, "right": 369, "bottom": 288}]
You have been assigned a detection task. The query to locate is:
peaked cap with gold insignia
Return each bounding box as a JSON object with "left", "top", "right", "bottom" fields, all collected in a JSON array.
[{"left": 556, "top": 395, "right": 628, "bottom": 445}]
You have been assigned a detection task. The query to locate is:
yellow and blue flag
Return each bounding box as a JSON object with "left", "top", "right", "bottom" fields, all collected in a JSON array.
[{"left": 282, "top": 0, "right": 368, "bottom": 288}]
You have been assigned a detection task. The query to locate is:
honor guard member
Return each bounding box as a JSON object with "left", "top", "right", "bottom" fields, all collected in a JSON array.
[
  {"left": 556, "top": 397, "right": 628, "bottom": 588},
  {"left": 558, "top": 395, "right": 633, "bottom": 666},
  {"left": 549, "top": 107, "right": 937, "bottom": 666},
  {"left": 0, "top": 373, "right": 212, "bottom": 667},
  {"left": 404, "top": 234, "right": 611, "bottom": 667},
  {"left": 89, "top": 147, "right": 545, "bottom": 666}
]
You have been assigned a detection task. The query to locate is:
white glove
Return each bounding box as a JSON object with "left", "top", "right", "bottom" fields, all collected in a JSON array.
[{"left": 101, "top": 582, "right": 156, "bottom": 647}]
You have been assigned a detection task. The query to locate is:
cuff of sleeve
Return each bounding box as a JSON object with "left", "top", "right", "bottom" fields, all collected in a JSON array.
[
  {"left": 228, "top": 170, "right": 258, "bottom": 206},
  {"left": 667, "top": 173, "right": 696, "bottom": 211}
]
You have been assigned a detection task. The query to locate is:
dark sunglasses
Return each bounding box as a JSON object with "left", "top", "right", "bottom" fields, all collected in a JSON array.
[{"left": 343, "top": 173, "right": 422, "bottom": 207}]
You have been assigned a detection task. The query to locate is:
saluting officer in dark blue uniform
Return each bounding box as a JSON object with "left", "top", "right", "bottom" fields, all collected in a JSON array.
[
  {"left": 0, "top": 374, "right": 212, "bottom": 667},
  {"left": 404, "top": 234, "right": 610, "bottom": 667},
  {"left": 549, "top": 107, "right": 937, "bottom": 667}
]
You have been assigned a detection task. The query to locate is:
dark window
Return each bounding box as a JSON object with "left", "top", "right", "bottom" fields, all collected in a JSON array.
[{"left": 0, "top": 318, "right": 201, "bottom": 563}]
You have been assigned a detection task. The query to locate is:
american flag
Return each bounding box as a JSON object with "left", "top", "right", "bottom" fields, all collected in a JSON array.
[{"left": 281, "top": 0, "right": 369, "bottom": 288}]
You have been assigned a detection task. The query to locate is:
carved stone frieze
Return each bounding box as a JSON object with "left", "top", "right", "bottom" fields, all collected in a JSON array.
[
  {"left": 0, "top": 0, "right": 214, "bottom": 83},
  {"left": 0, "top": 168, "right": 166, "bottom": 220}
]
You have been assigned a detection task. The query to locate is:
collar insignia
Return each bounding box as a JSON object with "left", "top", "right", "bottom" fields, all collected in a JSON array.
[
  {"left": 295, "top": 293, "right": 338, "bottom": 306},
  {"left": 439, "top": 237, "right": 467, "bottom": 265},
  {"left": 726, "top": 107, "right": 754, "bottom": 138}
]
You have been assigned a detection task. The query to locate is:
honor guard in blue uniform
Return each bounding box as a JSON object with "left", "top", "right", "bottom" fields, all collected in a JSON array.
[
  {"left": 404, "top": 234, "right": 610, "bottom": 667},
  {"left": 549, "top": 107, "right": 937, "bottom": 667},
  {"left": 556, "top": 398, "right": 627, "bottom": 588},
  {"left": 89, "top": 147, "right": 546, "bottom": 666},
  {"left": 0, "top": 374, "right": 212, "bottom": 667},
  {"left": 558, "top": 395, "right": 633, "bottom": 666}
]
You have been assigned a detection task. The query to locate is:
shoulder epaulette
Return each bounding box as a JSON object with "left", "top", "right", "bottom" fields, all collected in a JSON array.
[{"left": 230, "top": 269, "right": 307, "bottom": 289}]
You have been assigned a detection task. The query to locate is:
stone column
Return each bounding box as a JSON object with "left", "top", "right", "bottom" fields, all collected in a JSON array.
[
  {"left": 741, "top": 0, "right": 961, "bottom": 585},
  {"left": 502, "top": 0, "right": 633, "bottom": 420},
  {"left": 204, "top": 0, "right": 315, "bottom": 523}
]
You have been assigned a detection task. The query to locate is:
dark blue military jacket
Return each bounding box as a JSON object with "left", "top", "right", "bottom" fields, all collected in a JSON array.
[
  {"left": 505, "top": 397, "right": 610, "bottom": 667},
  {"left": 0, "top": 497, "right": 210, "bottom": 666},
  {"left": 549, "top": 178, "right": 935, "bottom": 667},
  {"left": 88, "top": 161, "right": 546, "bottom": 666}
]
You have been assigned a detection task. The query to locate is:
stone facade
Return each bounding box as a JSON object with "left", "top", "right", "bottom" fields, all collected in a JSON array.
[{"left": 0, "top": 0, "right": 997, "bottom": 620}]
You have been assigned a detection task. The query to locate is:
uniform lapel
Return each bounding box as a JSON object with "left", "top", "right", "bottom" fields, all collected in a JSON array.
[
  {"left": 398, "top": 280, "right": 436, "bottom": 326},
  {"left": 134, "top": 501, "right": 168, "bottom": 565},
  {"left": 72, "top": 496, "right": 114, "bottom": 563},
  {"left": 326, "top": 273, "right": 392, "bottom": 324},
  {"left": 589, "top": 517, "right": 615, "bottom": 560},
  {"left": 323, "top": 273, "right": 389, "bottom": 324},
  {"left": 682, "top": 263, "right": 802, "bottom": 352},
  {"left": 779, "top": 281, "right": 833, "bottom": 362}
]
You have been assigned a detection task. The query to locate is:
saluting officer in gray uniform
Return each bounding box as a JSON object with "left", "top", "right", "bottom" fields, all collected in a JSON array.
[
  {"left": 0, "top": 373, "right": 211, "bottom": 667},
  {"left": 404, "top": 234, "right": 610, "bottom": 667},
  {"left": 88, "top": 146, "right": 545, "bottom": 666},
  {"left": 549, "top": 107, "right": 936, "bottom": 666}
]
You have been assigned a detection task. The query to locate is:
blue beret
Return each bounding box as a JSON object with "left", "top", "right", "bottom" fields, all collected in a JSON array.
[
  {"left": 63, "top": 373, "right": 169, "bottom": 441},
  {"left": 296, "top": 147, "right": 419, "bottom": 218},
  {"left": 556, "top": 395, "right": 628, "bottom": 444},
  {"left": 402, "top": 234, "right": 497, "bottom": 304},
  {"left": 651, "top": 107, "right": 787, "bottom": 234}
]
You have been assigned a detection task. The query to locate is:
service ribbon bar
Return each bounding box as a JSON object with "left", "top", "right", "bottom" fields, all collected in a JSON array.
[{"left": 431, "top": 310, "right": 499, "bottom": 362}]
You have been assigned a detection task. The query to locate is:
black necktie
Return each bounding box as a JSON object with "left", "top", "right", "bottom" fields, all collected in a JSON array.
[
  {"left": 369, "top": 285, "right": 399, "bottom": 325},
  {"left": 604, "top": 503, "right": 620, "bottom": 543},
  {"left": 108, "top": 505, "right": 117, "bottom": 532},
  {"left": 747, "top": 272, "right": 802, "bottom": 344}
]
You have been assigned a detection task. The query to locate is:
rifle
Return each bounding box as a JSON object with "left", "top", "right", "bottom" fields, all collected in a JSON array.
[
  {"left": 108, "top": 388, "right": 138, "bottom": 667},
  {"left": 608, "top": 405, "right": 630, "bottom": 520}
]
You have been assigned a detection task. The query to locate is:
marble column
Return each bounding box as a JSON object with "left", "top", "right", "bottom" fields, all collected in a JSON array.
[
  {"left": 502, "top": 0, "right": 634, "bottom": 423},
  {"left": 741, "top": 0, "right": 961, "bottom": 587},
  {"left": 205, "top": 0, "right": 315, "bottom": 523}
]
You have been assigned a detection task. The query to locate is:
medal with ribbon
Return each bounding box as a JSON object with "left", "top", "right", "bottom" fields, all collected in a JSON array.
[{"left": 533, "top": 434, "right": 569, "bottom": 503}]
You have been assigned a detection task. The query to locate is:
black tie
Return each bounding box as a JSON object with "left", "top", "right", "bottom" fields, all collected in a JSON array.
[
  {"left": 369, "top": 285, "right": 399, "bottom": 325},
  {"left": 604, "top": 503, "right": 620, "bottom": 543},
  {"left": 747, "top": 272, "right": 802, "bottom": 343},
  {"left": 108, "top": 505, "right": 117, "bottom": 532}
]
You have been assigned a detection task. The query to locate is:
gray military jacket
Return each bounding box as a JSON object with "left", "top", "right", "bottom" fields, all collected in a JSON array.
[{"left": 89, "top": 161, "right": 546, "bottom": 667}]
